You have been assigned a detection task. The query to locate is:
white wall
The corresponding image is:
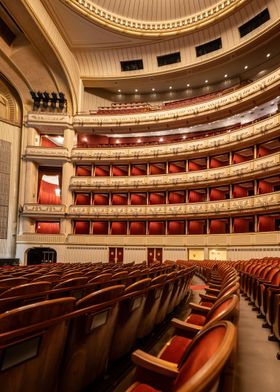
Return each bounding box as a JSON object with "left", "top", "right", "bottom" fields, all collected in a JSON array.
[{"left": 0, "top": 120, "right": 21, "bottom": 258}]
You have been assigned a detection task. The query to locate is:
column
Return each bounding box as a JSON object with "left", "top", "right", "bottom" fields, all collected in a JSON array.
[
  {"left": 24, "top": 161, "right": 38, "bottom": 204},
  {"left": 61, "top": 128, "right": 75, "bottom": 236}
]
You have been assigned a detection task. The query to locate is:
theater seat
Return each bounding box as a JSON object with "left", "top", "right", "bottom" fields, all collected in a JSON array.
[
  {"left": 59, "top": 286, "right": 126, "bottom": 391},
  {"left": 53, "top": 277, "right": 88, "bottom": 289},
  {"left": 0, "top": 298, "right": 75, "bottom": 392},
  {"left": 126, "top": 321, "right": 236, "bottom": 392},
  {"left": 0, "top": 281, "right": 52, "bottom": 298},
  {"left": 109, "top": 279, "right": 152, "bottom": 361}
]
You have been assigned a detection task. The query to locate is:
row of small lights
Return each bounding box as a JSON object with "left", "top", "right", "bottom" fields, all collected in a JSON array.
[
  {"left": 116, "top": 54, "right": 271, "bottom": 94},
  {"left": 115, "top": 135, "right": 188, "bottom": 144}
]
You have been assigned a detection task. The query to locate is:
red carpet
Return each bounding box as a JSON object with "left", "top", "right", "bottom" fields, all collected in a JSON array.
[{"left": 190, "top": 285, "right": 208, "bottom": 291}]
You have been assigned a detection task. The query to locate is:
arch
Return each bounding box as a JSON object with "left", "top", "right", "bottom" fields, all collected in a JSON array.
[
  {"left": 26, "top": 247, "right": 57, "bottom": 265},
  {"left": 0, "top": 74, "right": 22, "bottom": 125}
]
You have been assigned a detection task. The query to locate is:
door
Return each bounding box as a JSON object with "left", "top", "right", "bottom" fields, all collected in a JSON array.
[
  {"left": 147, "top": 248, "right": 162, "bottom": 265},
  {"left": 109, "top": 247, "right": 124, "bottom": 263}
]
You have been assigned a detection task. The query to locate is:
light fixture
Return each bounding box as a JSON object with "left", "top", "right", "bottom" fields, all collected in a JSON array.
[
  {"left": 169, "top": 86, "right": 172, "bottom": 90},
  {"left": 135, "top": 89, "right": 138, "bottom": 92},
  {"left": 224, "top": 74, "right": 228, "bottom": 78},
  {"left": 159, "top": 137, "right": 164, "bottom": 142},
  {"left": 186, "top": 83, "right": 190, "bottom": 87},
  {"left": 182, "top": 135, "right": 186, "bottom": 139},
  {"left": 244, "top": 65, "right": 248, "bottom": 70},
  {"left": 117, "top": 89, "right": 121, "bottom": 93},
  {"left": 152, "top": 88, "right": 155, "bottom": 92},
  {"left": 137, "top": 138, "right": 141, "bottom": 143},
  {"left": 116, "top": 139, "right": 120, "bottom": 144},
  {"left": 266, "top": 53, "right": 271, "bottom": 58},
  {"left": 205, "top": 80, "right": 208, "bottom": 83}
]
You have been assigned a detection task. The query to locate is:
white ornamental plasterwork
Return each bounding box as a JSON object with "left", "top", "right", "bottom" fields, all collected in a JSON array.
[
  {"left": 22, "top": 204, "right": 66, "bottom": 215},
  {"left": 60, "top": 0, "right": 246, "bottom": 37},
  {"left": 26, "top": 113, "right": 72, "bottom": 129},
  {"left": 69, "top": 152, "right": 280, "bottom": 191},
  {"left": 25, "top": 147, "right": 70, "bottom": 159},
  {"left": 67, "top": 192, "right": 280, "bottom": 218},
  {"left": 71, "top": 114, "right": 280, "bottom": 163}
]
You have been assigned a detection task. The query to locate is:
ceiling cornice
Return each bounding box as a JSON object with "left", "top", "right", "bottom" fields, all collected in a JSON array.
[{"left": 60, "top": 0, "right": 248, "bottom": 38}]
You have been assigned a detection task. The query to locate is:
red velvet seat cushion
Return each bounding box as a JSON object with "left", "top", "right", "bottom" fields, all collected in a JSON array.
[
  {"left": 200, "top": 301, "right": 214, "bottom": 308},
  {"left": 185, "top": 313, "right": 206, "bottom": 326},
  {"left": 130, "top": 384, "right": 160, "bottom": 392},
  {"left": 159, "top": 336, "right": 192, "bottom": 364}
]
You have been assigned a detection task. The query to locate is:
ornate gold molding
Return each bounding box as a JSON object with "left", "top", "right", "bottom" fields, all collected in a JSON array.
[
  {"left": 60, "top": 0, "right": 246, "bottom": 37},
  {"left": 69, "top": 152, "right": 280, "bottom": 191},
  {"left": 22, "top": 204, "right": 66, "bottom": 216},
  {"left": 24, "top": 146, "right": 70, "bottom": 161},
  {"left": 66, "top": 192, "right": 280, "bottom": 219},
  {"left": 71, "top": 115, "right": 279, "bottom": 163}
]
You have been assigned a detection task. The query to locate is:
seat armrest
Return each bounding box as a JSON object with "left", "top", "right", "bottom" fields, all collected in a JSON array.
[
  {"left": 132, "top": 350, "right": 179, "bottom": 377},
  {"left": 205, "top": 288, "right": 220, "bottom": 294},
  {"left": 189, "top": 302, "right": 211, "bottom": 313},
  {"left": 199, "top": 293, "right": 217, "bottom": 301},
  {"left": 208, "top": 283, "right": 221, "bottom": 289},
  {"left": 171, "top": 318, "right": 202, "bottom": 337}
]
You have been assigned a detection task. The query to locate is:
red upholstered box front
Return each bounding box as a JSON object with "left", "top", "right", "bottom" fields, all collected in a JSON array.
[
  {"left": 130, "top": 222, "right": 146, "bottom": 235},
  {"left": 92, "top": 221, "right": 108, "bottom": 235},
  {"left": 111, "top": 221, "right": 127, "bottom": 235}
]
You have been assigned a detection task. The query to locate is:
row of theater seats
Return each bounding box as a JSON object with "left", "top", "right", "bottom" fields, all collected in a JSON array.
[
  {"left": 237, "top": 257, "right": 280, "bottom": 359},
  {"left": 0, "top": 263, "right": 177, "bottom": 312},
  {"left": 0, "top": 262, "right": 195, "bottom": 391},
  {"left": 125, "top": 261, "right": 240, "bottom": 392}
]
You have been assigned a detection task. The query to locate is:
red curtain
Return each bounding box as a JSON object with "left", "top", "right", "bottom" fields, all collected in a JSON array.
[
  {"left": 131, "top": 193, "right": 146, "bottom": 205},
  {"left": 112, "top": 166, "right": 128, "bottom": 176},
  {"left": 95, "top": 166, "right": 109, "bottom": 176},
  {"left": 76, "top": 166, "right": 91, "bottom": 176},
  {"left": 210, "top": 158, "right": 226, "bottom": 168},
  {"left": 92, "top": 221, "right": 108, "bottom": 235},
  {"left": 130, "top": 221, "right": 146, "bottom": 235},
  {"left": 169, "top": 192, "right": 185, "bottom": 204},
  {"left": 38, "top": 180, "right": 61, "bottom": 205},
  {"left": 41, "top": 136, "right": 60, "bottom": 148},
  {"left": 131, "top": 166, "right": 146, "bottom": 175},
  {"left": 189, "top": 190, "right": 205, "bottom": 203},
  {"left": 149, "top": 221, "right": 165, "bottom": 235},
  {"left": 232, "top": 185, "right": 248, "bottom": 198},
  {"left": 233, "top": 218, "right": 250, "bottom": 233},
  {"left": 149, "top": 193, "right": 165, "bottom": 204},
  {"left": 150, "top": 164, "right": 165, "bottom": 175},
  {"left": 232, "top": 153, "right": 249, "bottom": 164},
  {"left": 169, "top": 162, "right": 185, "bottom": 173},
  {"left": 36, "top": 222, "right": 59, "bottom": 234},
  {"left": 209, "top": 189, "right": 225, "bottom": 201},
  {"left": 112, "top": 194, "right": 128, "bottom": 205},
  {"left": 258, "top": 180, "right": 273, "bottom": 194},
  {"left": 111, "top": 221, "right": 127, "bottom": 235},
  {"left": 259, "top": 216, "right": 275, "bottom": 232},
  {"left": 188, "top": 221, "right": 205, "bottom": 234},
  {"left": 188, "top": 161, "right": 202, "bottom": 171},
  {"left": 93, "top": 194, "right": 109, "bottom": 205},
  {"left": 75, "top": 221, "right": 90, "bottom": 234},
  {"left": 168, "top": 221, "right": 185, "bottom": 234},
  {"left": 75, "top": 194, "right": 91, "bottom": 205},
  {"left": 258, "top": 146, "right": 270, "bottom": 157},
  {"left": 210, "top": 220, "right": 227, "bottom": 234}
]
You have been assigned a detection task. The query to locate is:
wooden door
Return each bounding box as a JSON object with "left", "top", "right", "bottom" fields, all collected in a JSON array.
[
  {"left": 109, "top": 247, "right": 124, "bottom": 263},
  {"left": 147, "top": 248, "right": 162, "bottom": 265}
]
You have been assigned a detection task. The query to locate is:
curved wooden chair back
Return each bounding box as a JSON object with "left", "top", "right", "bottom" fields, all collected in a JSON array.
[
  {"left": 0, "top": 277, "right": 29, "bottom": 288},
  {"left": 75, "top": 285, "right": 125, "bottom": 310},
  {"left": 53, "top": 277, "right": 88, "bottom": 289},
  {"left": 0, "top": 282, "right": 52, "bottom": 298},
  {"left": 88, "top": 273, "right": 113, "bottom": 284},
  {"left": 125, "top": 278, "right": 151, "bottom": 294}
]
